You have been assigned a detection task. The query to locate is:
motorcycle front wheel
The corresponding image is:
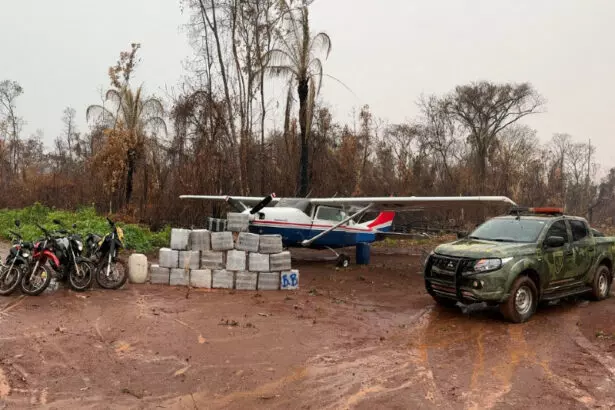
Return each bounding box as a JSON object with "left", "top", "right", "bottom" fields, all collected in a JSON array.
[
  {"left": 0, "top": 265, "right": 22, "bottom": 296},
  {"left": 95, "top": 259, "right": 127, "bottom": 290},
  {"left": 20, "top": 265, "right": 51, "bottom": 296},
  {"left": 68, "top": 260, "right": 94, "bottom": 292}
]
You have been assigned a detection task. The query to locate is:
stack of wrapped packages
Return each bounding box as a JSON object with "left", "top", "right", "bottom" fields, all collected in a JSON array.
[{"left": 149, "top": 213, "right": 299, "bottom": 290}]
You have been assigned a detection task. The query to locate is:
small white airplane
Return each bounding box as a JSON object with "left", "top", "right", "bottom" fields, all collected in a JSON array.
[{"left": 179, "top": 193, "right": 517, "bottom": 267}]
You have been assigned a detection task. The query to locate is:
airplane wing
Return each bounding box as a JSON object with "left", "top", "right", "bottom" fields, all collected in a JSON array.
[
  {"left": 179, "top": 195, "right": 281, "bottom": 206},
  {"left": 307, "top": 196, "right": 517, "bottom": 210},
  {"left": 179, "top": 194, "right": 516, "bottom": 210}
]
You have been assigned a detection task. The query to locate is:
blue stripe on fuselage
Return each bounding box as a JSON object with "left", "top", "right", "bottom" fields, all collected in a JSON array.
[{"left": 249, "top": 225, "right": 377, "bottom": 249}]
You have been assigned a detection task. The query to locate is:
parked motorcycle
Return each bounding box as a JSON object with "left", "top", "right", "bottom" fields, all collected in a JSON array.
[
  {"left": 0, "top": 220, "right": 33, "bottom": 296},
  {"left": 84, "top": 217, "right": 127, "bottom": 289},
  {"left": 20, "top": 224, "right": 57, "bottom": 296},
  {"left": 48, "top": 220, "right": 94, "bottom": 292}
]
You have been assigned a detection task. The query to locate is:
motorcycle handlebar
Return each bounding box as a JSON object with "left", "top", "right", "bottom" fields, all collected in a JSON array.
[
  {"left": 9, "top": 230, "right": 21, "bottom": 239},
  {"left": 35, "top": 223, "right": 67, "bottom": 239}
]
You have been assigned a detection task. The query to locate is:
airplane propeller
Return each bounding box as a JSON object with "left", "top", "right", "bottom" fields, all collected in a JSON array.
[{"left": 249, "top": 193, "right": 276, "bottom": 214}]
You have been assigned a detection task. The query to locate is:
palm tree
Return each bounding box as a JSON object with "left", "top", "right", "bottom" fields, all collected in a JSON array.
[
  {"left": 266, "top": 0, "right": 331, "bottom": 196},
  {"left": 86, "top": 85, "right": 167, "bottom": 206}
]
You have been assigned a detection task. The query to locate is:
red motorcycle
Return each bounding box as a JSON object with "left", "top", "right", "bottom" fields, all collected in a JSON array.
[{"left": 19, "top": 224, "right": 61, "bottom": 296}]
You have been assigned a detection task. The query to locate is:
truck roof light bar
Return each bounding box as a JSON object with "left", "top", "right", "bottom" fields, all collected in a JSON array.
[{"left": 509, "top": 206, "right": 564, "bottom": 216}]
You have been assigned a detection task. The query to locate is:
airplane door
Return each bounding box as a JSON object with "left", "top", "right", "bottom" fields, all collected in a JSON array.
[{"left": 310, "top": 206, "right": 351, "bottom": 247}]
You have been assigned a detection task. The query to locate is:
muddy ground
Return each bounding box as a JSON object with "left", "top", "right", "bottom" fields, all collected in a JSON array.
[{"left": 1, "top": 244, "right": 615, "bottom": 409}]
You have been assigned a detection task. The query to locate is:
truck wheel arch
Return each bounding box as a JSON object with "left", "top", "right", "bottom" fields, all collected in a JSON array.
[
  {"left": 517, "top": 269, "right": 541, "bottom": 294},
  {"left": 599, "top": 258, "right": 613, "bottom": 274}
]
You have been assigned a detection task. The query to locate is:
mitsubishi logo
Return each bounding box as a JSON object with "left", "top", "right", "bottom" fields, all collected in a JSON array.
[{"left": 447, "top": 261, "right": 454, "bottom": 269}]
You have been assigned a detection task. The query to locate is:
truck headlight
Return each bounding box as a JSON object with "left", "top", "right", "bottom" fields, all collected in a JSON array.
[{"left": 474, "top": 258, "right": 502, "bottom": 273}]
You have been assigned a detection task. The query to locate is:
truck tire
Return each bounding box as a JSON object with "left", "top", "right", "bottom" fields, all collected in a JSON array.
[
  {"left": 590, "top": 264, "right": 611, "bottom": 301},
  {"left": 500, "top": 275, "right": 538, "bottom": 323}
]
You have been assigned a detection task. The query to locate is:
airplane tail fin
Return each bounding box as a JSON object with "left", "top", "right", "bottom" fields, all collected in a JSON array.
[{"left": 363, "top": 211, "right": 395, "bottom": 232}]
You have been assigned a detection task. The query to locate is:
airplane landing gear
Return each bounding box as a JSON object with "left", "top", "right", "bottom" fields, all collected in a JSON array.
[
  {"left": 325, "top": 246, "right": 350, "bottom": 268},
  {"left": 336, "top": 254, "right": 350, "bottom": 268}
]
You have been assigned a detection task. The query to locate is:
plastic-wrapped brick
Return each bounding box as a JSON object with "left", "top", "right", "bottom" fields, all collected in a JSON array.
[
  {"left": 281, "top": 269, "right": 299, "bottom": 290},
  {"left": 212, "top": 270, "right": 234, "bottom": 289},
  {"left": 179, "top": 250, "right": 200, "bottom": 270},
  {"left": 170, "top": 228, "right": 191, "bottom": 250},
  {"left": 258, "top": 235, "right": 283, "bottom": 254},
  {"left": 201, "top": 251, "right": 225, "bottom": 269},
  {"left": 235, "top": 271, "right": 257, "bottom": 290},
  {"left": 248, "top": 253, "right": 270, "bottom": 272},
  {"left": 226, "top": 212, "right": 250, "bottom": 232},
  {"left": 150, "top": 264, "right": 170, "bottom": 285},
  {"left": 226, "top": 250, "right": 246, "bottom": 271},
  {"left": 235, "top": 232, "right": 260, "bottom": 252},
  {"left": 257, "top": 272, "right": 280, "bottom": 290},
  {"left": 159, "top": 248, "right": 179, "bottom": 269},
  {"left": 208, "top": 217, "right": 227, "bottom": 232},
  {"left": 170, "top": 268, "right": 189, "bottom": 286},
  {"left": 190, "top": 269, "right": 212, "bottom": 288},
  {"left": 269, "top": 251, "right": 291, "bottom": 271},
  {"left": 189, "top": 229, "right": 211, "bottom": 251},
  {"left": 211, "top": 231, "right": 234, "bottom": 251}
]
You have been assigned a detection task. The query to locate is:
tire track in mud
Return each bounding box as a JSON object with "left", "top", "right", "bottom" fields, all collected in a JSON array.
[
  {"left": 545, "top": 307, "right": 615, "bottom": 408},
  {"left": 418, "top": 303, "right": 615, "bottom": 409},
  {"left": 176, "top": 306, "right": 443, "bottom": 410},
  {"left": 286, "top": 306, "right": 448, "bottom": 410}
]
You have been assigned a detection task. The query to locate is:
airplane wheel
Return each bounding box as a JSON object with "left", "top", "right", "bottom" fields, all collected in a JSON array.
[{"left": 337, "top": 255, "right": 350, "bottom": 268}]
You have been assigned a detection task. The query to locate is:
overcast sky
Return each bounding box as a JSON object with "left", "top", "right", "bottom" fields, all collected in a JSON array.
[{"left": 1, "top": 0, "right": 614, "bottom": 178}]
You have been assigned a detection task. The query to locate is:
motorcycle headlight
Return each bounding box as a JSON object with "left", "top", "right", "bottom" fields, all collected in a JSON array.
[
  {"left": 473, "top": 257, "right": 512, "bottom": 273},
  {"left": 22, "top": 252, "right": 29, "bottom": 258},
  {"left": 77, "top": 241, "right": 83, "bottom": 251}
]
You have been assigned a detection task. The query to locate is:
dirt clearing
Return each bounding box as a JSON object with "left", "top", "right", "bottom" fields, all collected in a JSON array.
[{"left": 1, "top": 246, "right": 615, "bottom": 409}]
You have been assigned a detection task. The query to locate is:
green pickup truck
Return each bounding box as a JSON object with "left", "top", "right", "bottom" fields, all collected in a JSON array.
[{"left": 423, "top": 207, "right": 615, "bottom": 323}]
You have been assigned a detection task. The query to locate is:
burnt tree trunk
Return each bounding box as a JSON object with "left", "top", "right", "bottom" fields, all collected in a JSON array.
[
  {"left": 297, "top": 78, "right": 309, "bottom": 197},
  {"left": 125, "top": 149, "right": 137, "bottom": 206}
]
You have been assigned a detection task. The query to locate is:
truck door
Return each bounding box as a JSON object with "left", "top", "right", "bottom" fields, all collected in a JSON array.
[
  {"left": 542, "top": 219, "right": 576, "bottom": 285},
  {"left": 568, "top": 219, "right": 594, "bottom": 280}
]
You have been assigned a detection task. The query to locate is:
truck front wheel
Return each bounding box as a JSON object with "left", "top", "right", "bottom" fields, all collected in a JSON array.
[{"left": 500, "top": 276, "right": 538, "bottom": 323}]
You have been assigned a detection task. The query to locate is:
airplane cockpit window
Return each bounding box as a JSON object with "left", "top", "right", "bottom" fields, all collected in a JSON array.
[{"left": 316, "top": 206, "right": 347, "bottom": 222}]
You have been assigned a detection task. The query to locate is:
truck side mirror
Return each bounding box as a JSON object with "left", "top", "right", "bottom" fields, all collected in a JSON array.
[
  {"left": 544, "top": 236, "right": 565, "bottom": 248},
  {"left": 457, "top": 231, "right": 468, "bottom": 239}
]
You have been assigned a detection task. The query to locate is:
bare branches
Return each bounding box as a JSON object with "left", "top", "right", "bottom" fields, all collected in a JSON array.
[
  {"left": 444, "top": 81, "right": 545, "bottom": 193},
  {"left": 0, "top": 80, "right": 25, "bottom": 175}
]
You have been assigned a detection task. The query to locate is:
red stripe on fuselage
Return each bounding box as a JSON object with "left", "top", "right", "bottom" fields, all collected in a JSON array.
[{"left": 252, "top": 219, "right": 373, "bottom": 232}]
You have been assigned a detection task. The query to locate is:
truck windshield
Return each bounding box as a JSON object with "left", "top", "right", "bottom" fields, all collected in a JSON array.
[{"left": 468, "top": 218, "right": 546, "bottom": 243}]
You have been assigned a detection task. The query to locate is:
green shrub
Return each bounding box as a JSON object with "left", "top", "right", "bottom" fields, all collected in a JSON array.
[{"left": 0, "top": 203, "right": 170, "bottom": 253}]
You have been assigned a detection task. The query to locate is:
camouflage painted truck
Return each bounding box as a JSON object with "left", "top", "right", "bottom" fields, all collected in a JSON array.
[{"left": 423, "top": 207, "right": 615, "bottom": 323}]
